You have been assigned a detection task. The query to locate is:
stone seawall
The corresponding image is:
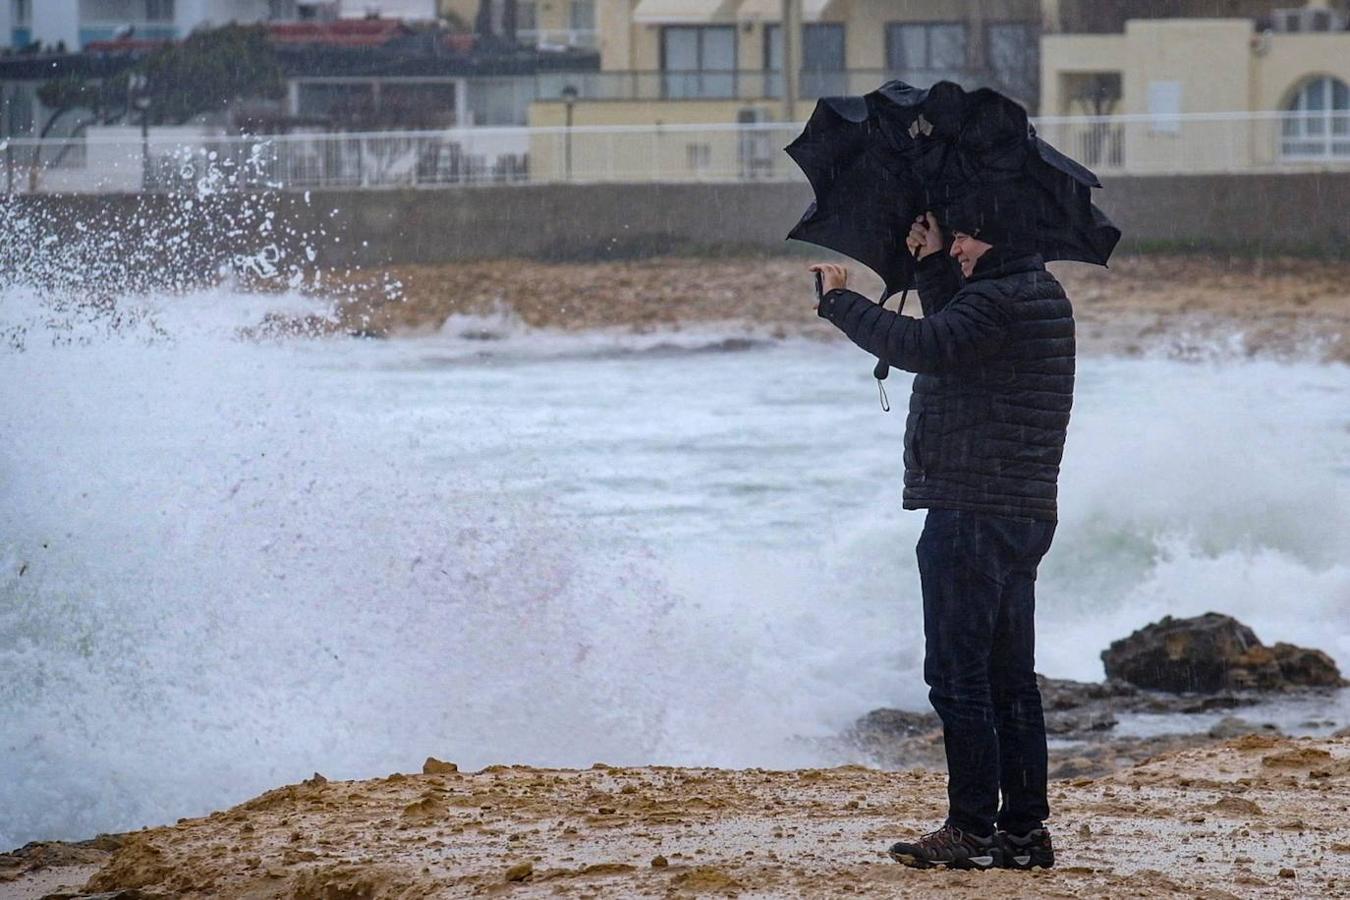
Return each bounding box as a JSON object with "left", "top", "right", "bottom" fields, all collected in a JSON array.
[{"left": 10, "top": 171, "right": 1349, "bottom": 273}]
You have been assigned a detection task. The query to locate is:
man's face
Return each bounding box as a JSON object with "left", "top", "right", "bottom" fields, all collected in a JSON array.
[{"left": 950, "top": 231, "right": 993, "bottom": 277}]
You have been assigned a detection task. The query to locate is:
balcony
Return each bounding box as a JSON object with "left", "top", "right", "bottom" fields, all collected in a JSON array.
[
  {"left": 517, "top": 28, "right": 597, "bottom": 51},
  {"left": 79, "top": 21, "right": 179, "bottom": 47}
]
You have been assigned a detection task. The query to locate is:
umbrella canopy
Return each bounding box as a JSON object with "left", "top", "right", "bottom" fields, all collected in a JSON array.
[{"left": 785, "top": 80, "right": 1121, "bottom": 299}]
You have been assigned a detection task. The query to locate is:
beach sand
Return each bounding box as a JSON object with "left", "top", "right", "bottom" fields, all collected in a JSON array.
[
  {"left": 311, "top": 254, "right": 1350, "bottom": 363},
  {"left": 10, "top": 734, "right": 1348, "bottom": 899}
]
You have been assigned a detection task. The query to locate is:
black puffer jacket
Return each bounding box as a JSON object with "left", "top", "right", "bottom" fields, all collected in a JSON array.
[{"left": 817, "top": 251, "right": 1074, "bottom": 521}]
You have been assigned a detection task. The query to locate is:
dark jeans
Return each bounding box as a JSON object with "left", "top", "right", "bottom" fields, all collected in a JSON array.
[{"left": 916, "top": 507, "right": 1055, "bottom": 836}]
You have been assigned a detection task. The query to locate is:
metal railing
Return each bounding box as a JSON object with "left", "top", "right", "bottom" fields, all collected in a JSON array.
[
  {"left": 3, "top": 111, "right": 1348, "bottom": 195},
  {"left": 517, "top": 27, "right": 598, "bottom": 50},
  {"left": 529, "top": 68, "right": 1002, "bottom": 103},
  {"left": 78, "top": 21, "right": 179, "bottom": 45}
]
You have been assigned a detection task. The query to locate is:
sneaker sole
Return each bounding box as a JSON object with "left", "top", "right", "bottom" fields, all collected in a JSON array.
[
  {"left": 1002, "top": 858, "right": 1055, "bottom": 870},
  {"left": 887, "top": 849, "right": 999, "bottom": 871}
]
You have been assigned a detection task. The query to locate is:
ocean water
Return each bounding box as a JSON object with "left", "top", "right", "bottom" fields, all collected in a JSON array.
[{"left": 2, "top": 285, "right": 1348, "bottom": 848}]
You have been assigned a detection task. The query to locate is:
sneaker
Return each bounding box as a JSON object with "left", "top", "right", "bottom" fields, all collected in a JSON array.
[
  {"left": 998, "top": 827, "right": 1055, "bottom": 870},
  {"left": 887, "top": 823, "right": 1003, "bottom": 870}
]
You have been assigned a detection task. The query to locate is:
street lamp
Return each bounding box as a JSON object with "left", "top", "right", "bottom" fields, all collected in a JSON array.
[
  {"left": 128, "top": 73, "right": 151, "bottom": 190},
  {"left": 560, "top": 83, "right": 578, "bottom": 181}
]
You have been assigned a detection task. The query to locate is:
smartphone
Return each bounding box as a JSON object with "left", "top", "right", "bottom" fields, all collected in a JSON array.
[{"left": 814, "top": 269, "right": 823, "bottom": 302}]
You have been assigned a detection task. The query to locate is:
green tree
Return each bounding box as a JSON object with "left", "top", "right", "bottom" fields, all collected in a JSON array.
[
  {"left": 137, "top": 23, "right": 284, "bottom": 125},
  {"left": 33, "top": 24, "right": 283, "bottom": 139},
  {"left": 27, "top": 24, "right": 284, "bottom": 185},
  {"left": 35, "top": 72, "right": 130, "bottom": 138}
]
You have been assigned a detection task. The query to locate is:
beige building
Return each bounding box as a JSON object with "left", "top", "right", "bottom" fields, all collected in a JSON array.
[
  {"left": 525, "top": 0, "right": 1041, "bottom": 179},
  {"left": 441, "top": 0, "right": 598, "bottom": 48},
  {"left": 1041, "top": 7, "right": 1350, "bottom": 172},
  {"left": 462, "top": 0, "right": 1350, "bottom": 180}
]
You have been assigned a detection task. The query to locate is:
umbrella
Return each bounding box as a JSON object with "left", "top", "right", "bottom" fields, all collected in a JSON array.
[{"left": 785, "top": 80, "right": 1121, "bottom": 302}]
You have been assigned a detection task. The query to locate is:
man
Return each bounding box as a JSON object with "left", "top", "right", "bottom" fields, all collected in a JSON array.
[{"left": 808, "top": 192, "right": 1072, "bottom": 872}]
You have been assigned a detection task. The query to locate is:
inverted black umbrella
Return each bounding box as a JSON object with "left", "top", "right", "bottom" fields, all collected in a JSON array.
[{"left": 785, "top": 80, "right": 1121, "bottom": 302}]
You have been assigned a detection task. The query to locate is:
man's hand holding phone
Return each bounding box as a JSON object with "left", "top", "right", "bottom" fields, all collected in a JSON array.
[{"left": 808, "top": 263, "right": 850, "bottom": 310}]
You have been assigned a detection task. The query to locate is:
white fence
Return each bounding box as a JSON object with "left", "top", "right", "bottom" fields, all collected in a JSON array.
[{"left": 2, "top": 111, "right": 1348, "bottom": 194}]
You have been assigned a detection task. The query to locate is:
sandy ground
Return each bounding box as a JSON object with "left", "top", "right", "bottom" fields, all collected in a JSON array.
[
  {"left": 311, "top": 254, "right": 1350, "bottom": 363},
  {"left": 9, "top": 734, "right": 1348, "bottom": 899}
]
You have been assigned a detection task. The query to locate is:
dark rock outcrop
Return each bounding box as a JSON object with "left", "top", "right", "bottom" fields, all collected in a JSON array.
[
  {"left": 1101, "top": 613, "right": 1346, "bottom": 694},
  {"left": 844, "top": 613, "right": 1344, "bottom": 780},
  {"left": 1269, "top": 642, "right": 1347, "bottom": 689}
]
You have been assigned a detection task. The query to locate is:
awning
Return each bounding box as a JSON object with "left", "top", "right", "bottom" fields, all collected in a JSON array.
[
  {"left": 632, "top": 0, "right": 738, "bottom": 24},
  {"left": 735, "top": 0, "right": 837, "bottom": 22}
]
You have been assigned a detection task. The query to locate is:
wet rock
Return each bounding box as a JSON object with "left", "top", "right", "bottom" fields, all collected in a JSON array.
[
  {"left": 1038, "top": 676, "right": 1139, "bottom": 710},
  {"left": 1101, "top": 613, "right": 1346, "bottom": 693},
  {"left": 1208, "top": 796, "right": 1264, "bottom": 816},
  {"left": 1262, "top": 747, "right": 1333, "bottom": 769},
  {"left": 503, "top": 861, "right": 533, "bottom": 882},
  {"left": 1044, "top": 705, "right": 1117, "bottom": 736},
  {"left": 1037, "top": 675, "right": 1263, "bottom": 718},
  {"left": 842, "top": 708, "right": 945, "bottom": 770},
  {"left": 1270, "top": 643, "right": 1346, "bottom": 689},
  {"left": 848, "top": 708, "right": 940, "bottom": 740},
  {"left": 1207, "top": 716, "right": 1282, "bottom": 740},
  {"left": 422, "top": 757, "right": 458, "bottom": 775}
]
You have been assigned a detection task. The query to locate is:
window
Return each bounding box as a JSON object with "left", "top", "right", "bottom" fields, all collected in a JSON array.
[
  {"left": 1281, "top": 75, "right": 1350, "bottom": 159},
  {"left": 517, "top": 0, "right": 537, "bottom": 33},
  {"left": 763, "top": 23, "right": 845, "bottom": 97},
  {"left": 661, "top": 26, "right": 736, "bottom": 99},
  {"left": 986, "top": 23, "right": 1038, "bottom": 106},
  {"left": 1147, "top": 81, "right": 1182, "bottom": 135},
  {"left": 569, "top": 0, "right": 594, "bottom": 31},
  {"left": 886, "top": 22, "right": 967, "bottom": 78},
  {"left": 297, "top": 82, "right": 375, "bottom": 118},
  {"left": 146, "top": 0, "right": 175, "bottom": 22},
  {"left": 686, "top": 142, "right": 711, "bottom": 172}
]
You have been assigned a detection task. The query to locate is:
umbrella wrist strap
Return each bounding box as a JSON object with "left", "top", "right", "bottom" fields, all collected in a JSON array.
[{"left": 870, "top": 286, "right": 908, "bottom": 413}]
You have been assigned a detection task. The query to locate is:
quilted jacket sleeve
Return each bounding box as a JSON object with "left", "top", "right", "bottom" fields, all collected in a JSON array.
[{"left": 817, "top": 284, "right": 1012, "bottom": 374}]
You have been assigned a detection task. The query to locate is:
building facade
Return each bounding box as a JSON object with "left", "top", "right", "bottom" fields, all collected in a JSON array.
[
  {"left": 440, "top": 0, "right": 597, "bottom": 50},
  {"left": 0, "top": 0, "right": 440, "bottom": 51},
  {"left": 524, "top": 0, "right": 1041, "bottom": 123},
  {"left": 1041, "top": 5, "right": 1350, "bottom": 171},
  {"left": 524, "top": 0, "right": 1040, "bottom": 181}
]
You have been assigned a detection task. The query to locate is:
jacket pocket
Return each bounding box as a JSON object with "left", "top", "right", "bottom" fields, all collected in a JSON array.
[{"left": 907, "top": 411, "right": 928, "bottom": 474}]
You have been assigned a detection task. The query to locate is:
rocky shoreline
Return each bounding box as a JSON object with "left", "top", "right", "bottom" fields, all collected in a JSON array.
[
  {"left": 848, "top": 676, "right": 1349, "bottom": 782},
  {"left": 6, "top": 734, "right": 1350, "bottom": 899},
  {"left": 847, "top": 613, "right": 1348, "bottom": 780},
  {"left": 291, "top": 253, "right": 1350, "bottom": 363},
  {"left": 5, "top": 613, "right": 1345, "bottom": 899}
]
